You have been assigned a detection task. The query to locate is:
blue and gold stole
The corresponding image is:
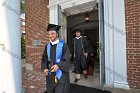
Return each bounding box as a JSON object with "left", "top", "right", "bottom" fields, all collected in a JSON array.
[{"left": 46, "top": 40, "right": 64, "bottom": 79}]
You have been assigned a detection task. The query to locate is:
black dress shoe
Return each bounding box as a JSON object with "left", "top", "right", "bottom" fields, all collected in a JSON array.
[
  {"left": 74, "top": 78, "right": 79, "bottom": 83},
  {"left": 84, "top": 74, "right": 88, "bottom": 79},
  {"left": 44, "top": 90, "right": 47, "bottom": 93}
]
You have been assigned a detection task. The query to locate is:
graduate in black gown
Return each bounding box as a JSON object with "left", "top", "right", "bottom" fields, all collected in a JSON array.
[
  {"left": 72, "top": 29, "right": 89, "bottom": 83},
  {"left": 41, "top": 24, "right": 70, "bottom": 93}
]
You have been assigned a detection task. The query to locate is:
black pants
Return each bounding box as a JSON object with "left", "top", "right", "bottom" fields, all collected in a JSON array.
[
  {"left": 46, "top": 73, "right": 70, "bottom": 93},
  {"left": 74, "top": 54, "right": 87, "bottom": 74}
]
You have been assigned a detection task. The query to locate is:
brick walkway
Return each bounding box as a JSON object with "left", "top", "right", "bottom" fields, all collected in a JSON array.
[{"left": 22, "top": 68, "right": 46, "bottom": 93}]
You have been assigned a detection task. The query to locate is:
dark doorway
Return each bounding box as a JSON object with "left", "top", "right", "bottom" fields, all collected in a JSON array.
[{"left": 67, "top": 10, "right": 100, "bottom": 88}]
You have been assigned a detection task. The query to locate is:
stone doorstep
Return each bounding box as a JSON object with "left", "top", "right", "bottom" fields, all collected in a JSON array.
[{"left": 104, "top": 85, "right": 140, "bottom": 93}]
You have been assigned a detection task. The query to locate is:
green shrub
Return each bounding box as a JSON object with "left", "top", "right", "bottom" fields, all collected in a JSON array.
[{"left": 21, "top": 36, "right": 26, "bottom": 59}]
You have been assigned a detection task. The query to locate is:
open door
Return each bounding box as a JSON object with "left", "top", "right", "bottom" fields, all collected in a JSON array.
[
  {"left": 99, "top": 0, "right": 105, "bottom": 91},
  {"left": 58, "top": 5, "right": 67, "bottom": 42}
]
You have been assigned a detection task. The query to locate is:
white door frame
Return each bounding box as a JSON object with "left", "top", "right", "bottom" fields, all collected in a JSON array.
[{"left": 48, "top": 0, "right": 129, "bottom": 89}]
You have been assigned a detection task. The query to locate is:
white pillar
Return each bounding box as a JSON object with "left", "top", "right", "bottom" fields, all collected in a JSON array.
[
  {"left": 0, "top": 0, "right": 22, "bottom": 93},
  {"left": 104, "top": 0, "right": 129, "bottom": 89}
]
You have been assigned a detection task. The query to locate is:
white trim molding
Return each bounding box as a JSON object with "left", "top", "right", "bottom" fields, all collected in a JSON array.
[{"left": 48, "top": 0, "right": 95, "bottom": 8}]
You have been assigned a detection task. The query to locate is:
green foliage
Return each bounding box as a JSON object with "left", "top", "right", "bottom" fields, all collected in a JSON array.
[
  {"left": 21, "top": 36, "right": 26, "bottom": 59},
  {"left": 21, "top": 0, "right": 26, "bottom": 13}
]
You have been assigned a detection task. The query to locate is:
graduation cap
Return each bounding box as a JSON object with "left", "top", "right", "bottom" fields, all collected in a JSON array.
[
  {"left": 47, "top": 23, "right": 61, "bottom": 33},
  {"left": 74, "top": 28, "right": 83, "bottom": 33}
]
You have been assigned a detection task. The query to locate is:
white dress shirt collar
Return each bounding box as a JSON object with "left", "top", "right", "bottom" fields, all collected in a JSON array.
[
  {"left": 75, "top": 36, "right": 82, "bottom": 39},
  {"left": 50, "top": 39, "right": 59, "bottom": 45}
]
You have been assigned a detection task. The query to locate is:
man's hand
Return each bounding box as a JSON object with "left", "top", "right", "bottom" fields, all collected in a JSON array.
[
  {"left": 51, "top": 64, "right": 59, "bottom": 72},
  {"left": 84, "top": 53, "right": 88, "bottom": 58},
  {"left": 90, "top": 53, "right": 94, "bottom": 56},
  {"left": 44, "top": 69, "right": 49, "bottom": 75}
]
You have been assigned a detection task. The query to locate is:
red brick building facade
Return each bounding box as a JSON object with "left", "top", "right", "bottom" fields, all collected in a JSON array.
[
  {"left": 25, "top": 0, "right": 140, "bottom": 89},
  {"left": 125, "top": 0, "right": 140, "bottom": 89},
  {"left": 26, "top": 0, "right": 49, "bottom": 71}
]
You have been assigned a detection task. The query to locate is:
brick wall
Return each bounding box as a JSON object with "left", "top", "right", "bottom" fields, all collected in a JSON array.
[
  {"left": 125, "top": 0, "right": 140, "bottom": 89},
  {"left": 26, "top": 0, "right": 49, "bottom": 71}
]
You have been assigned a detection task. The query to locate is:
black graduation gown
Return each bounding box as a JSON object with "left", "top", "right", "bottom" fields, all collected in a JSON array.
[
  {"left": 41, "top": 42, "right": 70, "bottom": 93},
  {"left": 72, "top": 36, "right": 89, "bottom": 73}
]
